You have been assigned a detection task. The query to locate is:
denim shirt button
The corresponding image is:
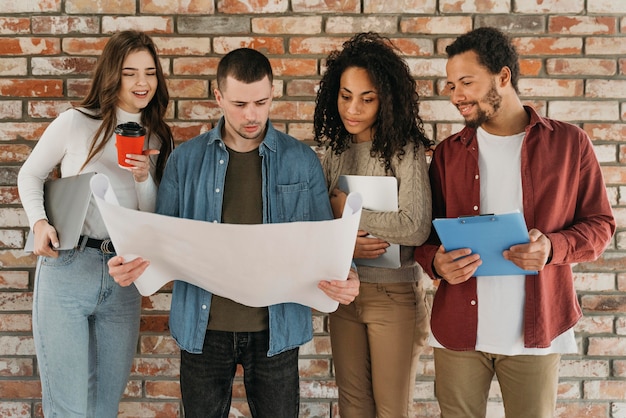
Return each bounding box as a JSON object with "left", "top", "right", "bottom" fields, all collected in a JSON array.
[
  {"left": 219, "top": 160, "right": 224, "bottom": 164},
  {"left": 215, "top": 188, "right": 220, "bottom": 193},
  {"left": 201, "top": 304, "right": 207, "bottom": 310}
]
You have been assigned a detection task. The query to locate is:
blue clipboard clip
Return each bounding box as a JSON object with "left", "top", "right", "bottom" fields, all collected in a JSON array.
[{"left": 432, "top": 212, "right": 538, "bottom": 276}]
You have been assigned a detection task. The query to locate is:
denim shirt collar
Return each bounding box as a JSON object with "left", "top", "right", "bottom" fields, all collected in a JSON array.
[{"left": 207, "top": 117, "right": 279, "bottom": 155}]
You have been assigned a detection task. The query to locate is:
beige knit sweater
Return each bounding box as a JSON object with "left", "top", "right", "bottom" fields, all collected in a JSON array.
[{"left": 321, "top": 141, "right": 432, "bottom": 283}]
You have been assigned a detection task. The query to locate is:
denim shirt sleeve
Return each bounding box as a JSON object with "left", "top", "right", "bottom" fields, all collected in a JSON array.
[{"left": 164, "top": 122, "right": 333, "bottom": 356}]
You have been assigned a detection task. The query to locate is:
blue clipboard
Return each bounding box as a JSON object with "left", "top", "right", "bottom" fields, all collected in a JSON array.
[{"left": 432, "top": 212, "right": 538, "bottom": 276}]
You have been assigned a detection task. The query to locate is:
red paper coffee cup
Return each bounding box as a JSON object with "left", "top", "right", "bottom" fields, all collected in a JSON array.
[{"left": 114, "top": 122, "right": 146, "bottom": 168}]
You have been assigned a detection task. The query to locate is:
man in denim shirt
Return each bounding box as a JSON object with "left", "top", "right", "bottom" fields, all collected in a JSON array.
[{"left": 108, "top": 48, "right": 359, "bottom": 417}]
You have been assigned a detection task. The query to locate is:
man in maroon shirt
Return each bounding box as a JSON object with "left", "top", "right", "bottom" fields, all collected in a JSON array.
[{"left": 414, "top": 27, "right": 615, "bottom": 418}]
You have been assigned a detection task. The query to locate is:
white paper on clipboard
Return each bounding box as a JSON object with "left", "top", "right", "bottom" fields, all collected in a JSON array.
[{"left": 338, "top": 175, "right": 400, "bottom": 269}]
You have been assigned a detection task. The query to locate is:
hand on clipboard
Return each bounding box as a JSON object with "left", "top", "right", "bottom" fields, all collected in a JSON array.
[{"left": 432, "top": 212, "right": 542, "bottom": 283}]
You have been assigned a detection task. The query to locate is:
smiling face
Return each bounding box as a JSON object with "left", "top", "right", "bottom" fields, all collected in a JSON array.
[
  {"left": 117, "top": 49, "right": 158, "bottom": 114},
  {"left": 337, "top": 66, "right": 379, "bottom": 143},
  {"left": 446, "top": 50, "right": 504, "bottom": 129}
]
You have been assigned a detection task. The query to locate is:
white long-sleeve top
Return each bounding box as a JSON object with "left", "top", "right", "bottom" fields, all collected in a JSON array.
[{"left": 18, "top": 107, "right": 158, "bottom": 240}]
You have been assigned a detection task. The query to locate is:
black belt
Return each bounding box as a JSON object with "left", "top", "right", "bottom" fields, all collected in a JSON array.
[{"left": 80, "top": 236, "right": 115, "bottom": 254}]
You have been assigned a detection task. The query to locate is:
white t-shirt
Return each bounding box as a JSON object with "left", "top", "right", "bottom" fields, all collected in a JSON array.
[
  {"left": 18, "top": 107, "right": 158, "bottom": 239},
  {"left": 430, "top": 127, "right": 577, "bottom": 355}
]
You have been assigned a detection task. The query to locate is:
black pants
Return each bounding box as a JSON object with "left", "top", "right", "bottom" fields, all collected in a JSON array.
[{"left": 180, "top": 330, "right": 300, "bottom": 418}]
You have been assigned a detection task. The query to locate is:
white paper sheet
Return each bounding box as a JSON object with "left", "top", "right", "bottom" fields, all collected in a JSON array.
[
  {"left": 90, "top": 173, "right": 362, "bottom": 313},
  {"left": 337, "top": 175, "right": 400, "bottom": 269}
]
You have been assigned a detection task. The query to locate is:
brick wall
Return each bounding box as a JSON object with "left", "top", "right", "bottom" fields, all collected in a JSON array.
[{"left": 1, "top": 0, "right": 625, "bottom": 417}]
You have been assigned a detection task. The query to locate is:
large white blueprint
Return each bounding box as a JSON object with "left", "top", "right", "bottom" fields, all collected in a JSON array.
[{"left": 90, "top": 173, "right": 362, "bottom": 313}]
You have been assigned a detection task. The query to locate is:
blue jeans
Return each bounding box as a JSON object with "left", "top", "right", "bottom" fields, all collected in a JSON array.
[
  {"left": 180, "top": 330, "right": 300, "bottom": 418},
  {"left": 33, "top": 247, "right": 141, "bottom": 418}
]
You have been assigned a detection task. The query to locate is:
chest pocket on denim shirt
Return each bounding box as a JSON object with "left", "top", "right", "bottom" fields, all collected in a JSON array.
[{"left": 276, "top": 182, "right": 310, "bottom": 222}]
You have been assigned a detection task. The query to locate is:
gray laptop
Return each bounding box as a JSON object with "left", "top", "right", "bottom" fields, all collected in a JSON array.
[{"left": 24, "top": 172, "right": 96, "bottom": 252}]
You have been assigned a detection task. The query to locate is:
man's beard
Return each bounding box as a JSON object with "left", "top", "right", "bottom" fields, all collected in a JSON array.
[{"left": 464, "top": 84, "right": 502, "bottom": 129}]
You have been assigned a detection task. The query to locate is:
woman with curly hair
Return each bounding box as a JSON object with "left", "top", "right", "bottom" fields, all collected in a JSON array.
[
  {"left": 313, "top": 32, "right": 433, "bottom": 418},
  {"left": 18, "top": 30, "right": 173, "bottom": 417}
]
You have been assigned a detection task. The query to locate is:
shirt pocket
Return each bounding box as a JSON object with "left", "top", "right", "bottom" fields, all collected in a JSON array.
[{"left": 276, "top": 182, "right": 310, "bottom": 222}]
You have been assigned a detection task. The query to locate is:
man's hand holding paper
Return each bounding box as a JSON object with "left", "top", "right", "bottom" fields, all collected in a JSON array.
[{"left": 93, "top": 173, "right": 362, "bottom": 313}]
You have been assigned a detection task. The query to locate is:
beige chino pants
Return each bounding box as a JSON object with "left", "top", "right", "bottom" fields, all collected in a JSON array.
[
  {"left": 434, "top": 348, "right": 560, "bottom": 418},
  {"left": 329, "top": 281, "right": 430, "bottom": 418}
]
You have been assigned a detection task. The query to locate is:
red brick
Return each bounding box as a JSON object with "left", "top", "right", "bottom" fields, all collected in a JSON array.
[
  {"left": 61, "top": 37, "right": 109, "bottom": 55},
  {"left": 252, "top": 16, "right": 322, "bottom": 34},
  {"left": 291, "top": 0, "right": 359, "bottom": 13},
  {"left": 139, "top": 315, "right": 170, "bottom": 333},
  {"left": 141, "top": 0, "right": 215, "bottom": 13},
  {"left": 145, "top": 380, "right": 181, "bottom": 398},
  {"left": 581, "top": 295, "right": 626, "bottom": 313},
  {"left": 0, "top": 186, "right": 20, "bottom": 205},
  {"left": 0, "top": 38, "right": 60, "bottom": 56},
  {"left": 391, "top": 38, "right": 434, "bottom": 57},
  {"left": 165, "top": 79, "right": 209, "bottom": 98},
  {"left": 31, "top": 16, "right": 99, "bottom": 34},
  {"left": 575, "top": 312, "right": 614, "bottom": 335},
  {"left": 269, "top": 58, "right": 317, "bottom": 77},
  {"left": 583, "top": 123, "right": 626, "bottom": 141},
  {"left": 27, "top": 101, "right": 74, "bottom": 119},
  {"left": 587, "top": 80, "right": 626, "bottom": 99},
  {"left": 548, "top": 101, "right": 618, "bottom": 122},
  {"left": 519, "top": 59, "right": 543, "bottom": 76},
  {"left": 0, "top": 18, "right": 31, "bottom": 34},
  {"left": 584, "top": 380, "right": 626, "bottom": 400},
  {"left": 546, "top": 58, "right": 616, "bottom": 76},
  {"left": 101, "top": 16, "right": 174, "bottom": 34},
  {"left": 65, "top": 0, "right": 136, "bottom": 14},
  {"left": 117, "top": 401, "right": 181, "bottom": 417},
  {"left": 67, "top": 79, "right": 91, "bottom": 98},
  {"left": 140, "top": 335, "right": 180, "bottom": 355},
  {"left": 588, "top": 1, "right": 626, "bottom": 13},
  {"left": 0, "top": 80, "right": 63, "bottom": 98},
  {"left": 518, "top": 78, "right": 583, "bottom": 97},
  {"left": 0, "top": 101, "right": 22, "bottom": 119},
  {"left": 555, "top": 402, "right": 608, "bottom": 418},
  {"left": 31, "top": 56, "right": 97, "bottom": 76},
  {"left": 366, "top": 0, "right": 436, "bottom": 13},
  {"left": 2, "top": 0, "right": 60, "bottom": 13},
  {"left": 0, "top": 58, "right": 27, "bottom": 76},
  {"left": 213, "top": 36, "right": 285, "bottom": 55},
  {"left": 0, "top": 271, "right": 29, "bottom": 290},
  {"left": 289, "top": 37, "right": 348, "bottom": 55},
  {"left": 299, "top": 358, "right": 332, "bottom": 378},
  {"left": 217, "top": 0, "right": 288, "bottom": 13},
  {"left": 177, "top": 100, "right": 222, "bottom": 121},
  {"left": 0, "top": 380, "right": 40, "bottom": 398},
  {"left": 131, "top": 358, "right": 180, "bottom": 377},
  {"left": 0, "top": 358, "right": 33, "bottom": 377},
  {"left": 549, "top": 16, "right": 616, "bottom": 34},
  {"left": 515, "top": 0, "right": 584, "bottom": 13},
  {"left": 173, "top": 57, "right": 220, "bottom": 76},
  {"left": 325, "top": 16, "right": 397, "bottom": 35},
  {"left": 401, "top": 17, "right": 473, "bottom": 34},
  {"left": 514, "top": 37, "right": 583, "bottom": 55},
  {"left": 586, "top": 37, "right": 626, "bottom": 55},
  {"left": 270, "top": 100, "right": 315, "bottom": 121}
]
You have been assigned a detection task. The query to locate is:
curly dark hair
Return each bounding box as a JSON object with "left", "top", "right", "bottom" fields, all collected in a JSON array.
[
  {"left": 313, "top": 32, "right": 432, "bottom": 172},
  {"left": 446, "top": 27, "right": 520, "bottom": 93}
]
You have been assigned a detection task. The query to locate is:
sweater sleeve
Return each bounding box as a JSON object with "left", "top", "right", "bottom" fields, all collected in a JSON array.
[
  {"left": 360, "top": 145, "right": 432, "bottom": 246},
  {"left": 17, "top": 110, "right": 75, "bottom": 228}
]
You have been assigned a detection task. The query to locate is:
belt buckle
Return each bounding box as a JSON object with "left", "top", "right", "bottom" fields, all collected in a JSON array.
[{"left": 100, "top": 239, "right": 113, "bottom": 254}]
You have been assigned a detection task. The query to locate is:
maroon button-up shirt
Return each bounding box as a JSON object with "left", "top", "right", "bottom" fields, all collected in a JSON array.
[{"left": 414, "top": 106, "right": 615, "bottom": 350}]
